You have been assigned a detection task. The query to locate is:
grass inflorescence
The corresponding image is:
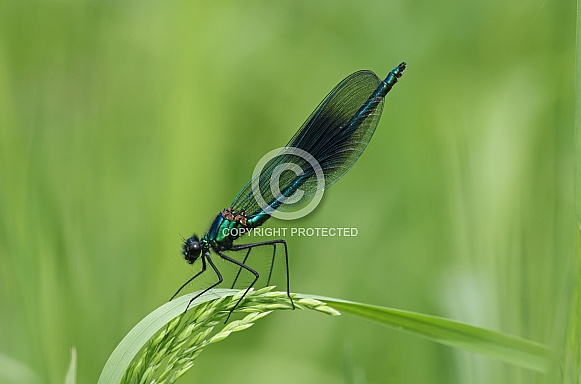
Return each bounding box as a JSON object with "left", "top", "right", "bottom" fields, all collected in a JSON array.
[{"left": 120, "top": 287, "right": 339, "bottom": 383}]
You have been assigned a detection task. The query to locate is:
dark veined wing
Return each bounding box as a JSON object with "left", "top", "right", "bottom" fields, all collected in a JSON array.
[{"left": 231, "top": 70, "right": 386, "bottom": 217}]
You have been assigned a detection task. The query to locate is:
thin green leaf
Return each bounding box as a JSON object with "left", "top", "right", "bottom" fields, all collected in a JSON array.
[
  {"left": 100, "top": 290, "right": 551, "bottom": 383},
  {"left": 98, "top": 289, "right": 239, "bottom": 384},
  {"left": 100, "top": 288, "right": 334, "bottom": 383},
  {"left": 64, "top": 347, "right": 77, "bottom": 384},
  {"left": 306, "top": 295, "right": 550, "bottom": 372}
]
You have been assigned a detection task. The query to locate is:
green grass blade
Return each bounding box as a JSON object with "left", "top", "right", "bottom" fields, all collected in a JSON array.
[
  {"left": 101, "top": 290, "right": 551, "bottom": 383},
  {"left": 299, "top": 294, "right": 551, "bottom": 372},
  {"left": 64, "top": 348, "right": 77, "bottom": 384},
  {"left": 97, "top": 289, "right": 238, "bottom": 384},
  {"left": 98, "top": 289, "right": 337, "bottom": 383}
]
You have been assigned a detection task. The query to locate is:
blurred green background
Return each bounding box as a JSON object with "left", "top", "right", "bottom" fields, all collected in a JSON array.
[{"left": 0, "top": 1, "right": 576, "bottom": 383}]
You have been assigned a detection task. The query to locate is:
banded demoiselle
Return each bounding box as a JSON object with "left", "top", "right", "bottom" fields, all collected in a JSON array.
[{"left": 173, "top": 62, "right": 407, "bottom": 320}]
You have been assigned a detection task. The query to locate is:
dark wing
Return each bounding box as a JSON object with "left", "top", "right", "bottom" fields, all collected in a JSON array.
[{"left": 231, "top": 70, "right": 384, "bottom": 217}]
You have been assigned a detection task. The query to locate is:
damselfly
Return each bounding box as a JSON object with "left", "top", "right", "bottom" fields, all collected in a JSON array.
[{"left": 172, "top": 63, "right": 407, "bottom": 320}]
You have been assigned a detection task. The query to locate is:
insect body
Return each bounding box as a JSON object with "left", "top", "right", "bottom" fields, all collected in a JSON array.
[{"left": 173, "top": 63, "right": 407, "bottom": 320}]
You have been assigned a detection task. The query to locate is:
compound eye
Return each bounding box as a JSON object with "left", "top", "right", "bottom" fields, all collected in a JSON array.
[
  {"left": 183, "top": 238, "right": 202, "bottom": 264},
  {"left": 188, "top": 241, "right": 201, "bottom": 256}
]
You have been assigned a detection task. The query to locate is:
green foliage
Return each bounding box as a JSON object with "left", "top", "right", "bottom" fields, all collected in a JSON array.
[
  {"left": 100, "top": 288, "right": 338, "bottom": 383},
  {"left": 321, "top": 296, "right": 549, "bottom": 372},
  {"left": 0, "top": 1, "right": 574, "bottom": 383},
  {"left": 562, "top": 2, "right": 581, "bottom": 382},
  {"left": 64, "top": 348, "right": 77, "bottom": 384},
  {"left": 103, "top": 289, "right": 550, "bottom": 383}
]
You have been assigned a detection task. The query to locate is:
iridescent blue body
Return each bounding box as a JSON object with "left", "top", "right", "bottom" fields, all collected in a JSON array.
[{"left": 174, "top": 63, "right": 407, "bottom": 320}]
